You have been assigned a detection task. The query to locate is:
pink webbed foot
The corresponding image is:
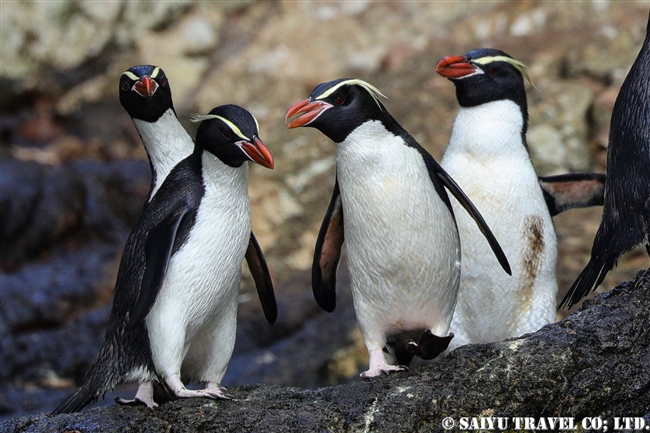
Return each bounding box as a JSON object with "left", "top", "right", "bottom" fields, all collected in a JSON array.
[
  {"left": 360, "top": 348, "right": 409, "bottom": 379},
  {"left": 166, "top": 374, "right": 233, "bottom": 400}
]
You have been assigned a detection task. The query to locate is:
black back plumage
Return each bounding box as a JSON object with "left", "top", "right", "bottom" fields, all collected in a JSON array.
[{"left": 561, "top": 13, "right": 650, "bottom": 308}]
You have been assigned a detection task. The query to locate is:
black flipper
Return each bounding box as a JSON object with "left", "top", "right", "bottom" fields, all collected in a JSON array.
[
  {"left": 538, "top": 173, "right": 606, "bottom": 217},
  {"left": 245, "top": 232, "right": 277, "bottom": 324},
  {"left": 127, "top": 206, "right": 194, "bottom": 330},
  {"left": 405, "top": 330, "right": 454, "bottom": 360},
  {"left": 312, "top": 178, "right": 344, "bottom": 312},
  {"left": 420, "top": 152, "right": 512, "bottom": 275}
]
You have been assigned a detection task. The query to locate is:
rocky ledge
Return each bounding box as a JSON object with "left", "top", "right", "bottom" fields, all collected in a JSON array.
[{"left": 3, "top": 269, "right": 648, "bottom": 433}]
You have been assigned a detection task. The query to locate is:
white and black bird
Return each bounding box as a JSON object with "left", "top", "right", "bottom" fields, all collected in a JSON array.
[
  {"left": 436, "top": 49, "right": 606, "bottom": 349},
  {"left": 285, "top": 79, "right": 510, "bottom": 377},
  {"left": 118, "top": 65, "right": 196, "bottom": 199},
  {"left": 561, "top": 14, "right": 650, "bottom": 308},
  {"left": 52, "top": 68, "right": 276, "bottom": 413}
]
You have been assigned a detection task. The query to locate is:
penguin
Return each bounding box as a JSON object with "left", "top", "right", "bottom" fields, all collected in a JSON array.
[
  {"left": 51, "top": 71, "right": 276, "bottom": 412},
  {"left": 561, "top": 13, "right": 650, "bottom": 308},
  {"left": 435, "top": 49, "right": 605, "bottom": 350},
  {"left": 285, "top": 78, "right": 511, "bottom": 377},
  {"left": 118, "top": 65, "right": 195, "bottom": 200}
]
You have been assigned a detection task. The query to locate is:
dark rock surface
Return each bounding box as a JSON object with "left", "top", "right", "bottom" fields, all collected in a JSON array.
[{"left": 3, "top": 270, "right": 648, "bottom": 433}]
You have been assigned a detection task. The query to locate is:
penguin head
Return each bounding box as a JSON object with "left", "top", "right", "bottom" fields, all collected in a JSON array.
[
  {"left": 119, "top": 65, "right": 174, "bottom": 122},
  {"left": 435, "top": 49, "right": 531, "bottom": 110},
  {"left": 191, "top": 105, "right": 274, "bottom": 169},
  {"left": 285, "top": 78, "right": 389, "bottom": 143}
]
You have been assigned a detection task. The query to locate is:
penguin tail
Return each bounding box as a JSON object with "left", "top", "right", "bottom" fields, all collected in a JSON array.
[
  {"left": 51, "top": 383, "right": 100, "bottom": 414},
  {"left": 560, "top": 255, "right": 617, "bottom": 310}
]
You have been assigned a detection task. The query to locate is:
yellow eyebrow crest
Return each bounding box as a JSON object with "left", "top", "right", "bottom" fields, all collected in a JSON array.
[
  {"left": 189, "top": 114, "right": 250, "bottom": 141},
  {"left": 315, "top": 79, "right": 388, "bottom": 110},
  {"left": 121, "top": 71, "right": 139, "bottom": 81},
  {"left": 473, "top": 55, "right": 535, "bottom": 87}
]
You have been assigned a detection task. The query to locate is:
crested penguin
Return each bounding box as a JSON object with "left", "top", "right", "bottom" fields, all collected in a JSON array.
[
  {"left": 118, "top": 65, "right": 195, "bottom": 200},
  {"left": 561, "top": 13, "right": 650, "bottom": 308},
  {"left": 52, "top": 70, "right": 276, "bottom": 413},
  {"left": 285, "top": 79, "right": 511, "bottom": 377},
  {"left": 436, "top": 49, "right": 605, "bottom": 350}
]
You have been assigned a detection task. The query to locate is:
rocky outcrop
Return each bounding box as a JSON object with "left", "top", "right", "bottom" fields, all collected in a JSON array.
[
  {"left": 2, "top": 0, "right": 650, "bottom": 422},
  {"left": 3, "top": 270, "right": 648, "bottom": 433}
]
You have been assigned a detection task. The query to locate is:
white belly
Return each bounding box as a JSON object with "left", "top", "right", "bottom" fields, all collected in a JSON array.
[
  {"left": 336, "top": 121, "right": 461, "bottom": 349},
  {"left": 146, "top": 155, "right": 250, "bottom": 373},
  {"left": 441, "top": 101, "right": 558, "bottom": 348}
]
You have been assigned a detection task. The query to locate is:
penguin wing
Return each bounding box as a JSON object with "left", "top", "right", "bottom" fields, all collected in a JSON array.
[
  {"left": 312, "top": 178, "right": 344, "bottom": 312},
  {"left": 245, "top": 232, "right": 277, "bottom": 324},
  {"left": 538, "top": 173, "right": 606, "bottom": 216},
  {"left": 127, "top": 205, "right": 195, "bottom": 330},
  {"left": 421, "top": 153, "right": 512, "bottom": 275}
]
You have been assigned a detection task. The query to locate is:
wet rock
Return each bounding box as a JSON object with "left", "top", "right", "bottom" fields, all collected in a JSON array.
[
  {"left": 226, "top": 270, "right": 356, "bottom": 389},
  {"left": 0, "top": 157, "right": 150, "bottom": 267},
  {"left": 0, "top": 157, "right": 86, "bottom": 266},
  {"left": 3, "top": 270, "right": 648, "bottom": 433}
]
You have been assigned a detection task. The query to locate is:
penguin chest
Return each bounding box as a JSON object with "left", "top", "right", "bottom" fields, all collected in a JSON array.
[
  {"left": 149, "top": 160, "right": 251, "bottom": 333},
  {"left": 336, "top": 122, "right": 461, "bottom": 335}
]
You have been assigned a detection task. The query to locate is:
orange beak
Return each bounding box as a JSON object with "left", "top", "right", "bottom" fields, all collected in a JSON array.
[
  {"left": 133, "top": 75, "right": 159, "bottom": 97},
  {"left": 242, "top": 137, "right": 274, "bottom": 169},
  {"left": 285, "top": 98, "right": 332, "bottom": 129},
  {"left": 435, "top": 55, "right": 477, "bottom": 79}
]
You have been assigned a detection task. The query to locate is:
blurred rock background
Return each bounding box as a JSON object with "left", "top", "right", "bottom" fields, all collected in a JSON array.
[{"left": 1, "top": 0, "right": 648, "bottom": 419}]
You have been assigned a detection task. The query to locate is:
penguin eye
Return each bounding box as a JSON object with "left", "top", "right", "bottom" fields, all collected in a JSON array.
[
  {"left": 334, "top": 96, "right": 346, "bottom": 105},
  {"left": 121, "top": 81, "right": 130, "bottom": 91},
  {"left": 222, "top": 130, "right": 233, "bottom": 139},
  {"left": 158, "top": 76, "right": 168, "bottom": 87},
  {"left": 489, "top": 67, "right": 498, "bottom": 76}
]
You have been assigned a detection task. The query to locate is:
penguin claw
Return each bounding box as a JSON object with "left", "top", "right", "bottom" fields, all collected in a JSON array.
[
  {"left": 206, "top": 391, "right": 234, "bottom": 400},
  {"left": 172, "top": 387, "right": 233, "bottom": 401},
  {"left": 203, "top": 384, "right": 233, "bottom": 400}
]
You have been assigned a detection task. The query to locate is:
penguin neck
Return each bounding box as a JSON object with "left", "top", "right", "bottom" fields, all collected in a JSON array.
[
  {"left": 446, "top": 100, "right": 529, "bottom": 161},
  {"left": 133, "top": 108, "right": 195, "bottom": 199},
  {"left": 335, "top": 120, "right": 420, "bottom": 184},
  {"left": 200, "top": 150, "right": 250, "bottom": 199}
]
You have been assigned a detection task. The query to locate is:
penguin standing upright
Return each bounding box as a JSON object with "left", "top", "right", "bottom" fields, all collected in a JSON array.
[
  {"left": 436, "top": 49, "right": 556, "bottom": 349},
  {"left": 285, "top": 79, "right": 510, "bottom": 377},
  {"left": 562, "top": 13, "right": 650, "bottom": 308},
  {"left": 436, "top": 49, "right": 606, "bottom": 349},
  {"left": 52, "top": 69, "right": 276, "bottom": 413}
]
